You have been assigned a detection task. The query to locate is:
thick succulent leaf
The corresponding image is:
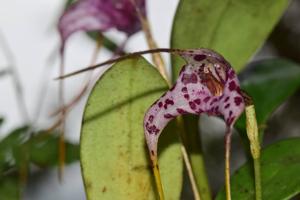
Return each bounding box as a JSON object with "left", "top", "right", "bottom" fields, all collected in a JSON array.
[
  {"left": 216, "top": 138, "right": 300, "bottom": 200},
  {"left": 28, "top": 133, "right": 79, "bottom": 167},
  {"left": 81, "top": 56, "right": 182, "bottom": 199},
  {"left": 0, "top": 176, "right": 19, "bottom": 200},
  {"left": 144, "top": 49, "right": 244, "bottom": 160},
  {"left": 171, "top": 0, "right": 288, "bottom": 74},
  {"left": 235, "top": 59, "right": 300, "bottom": 133}
]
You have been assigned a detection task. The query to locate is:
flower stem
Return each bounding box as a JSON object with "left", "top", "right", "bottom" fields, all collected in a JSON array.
[
  {"left": 254, "top": 157, "right": 262, "bottom": 200},
  {"left": 176, "top": 117, "right": 201, "bottom": 200},
  {"left": 151, "top": 156, "right": 165, "bottom": 200},
  {"left": 0, "top": 31, "right": 30, "bottom": 124},
  {"left": 224, "top": 128, "right": 232, "bottom": 200},
  {"left": 130, "top": 0, "right": 168, "bottom": 81},
  {"left": 58, "top": 50, "right": 66, "bottom": 181}
]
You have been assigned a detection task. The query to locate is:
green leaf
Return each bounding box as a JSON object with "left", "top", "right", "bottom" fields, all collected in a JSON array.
[
  {"left": 81, "top": 56, "right": 183, "bottom": 199},
  {"left": 0, "top": 126, "right": 29, "bottom": 172},
  {"left": 216, "top": 138, "right": 300, "bottom": 200},
  {"left": 171, "top": 0, "right": 288, "bottom": 75},
  {"left": 28, "top": 133, "right": 79, "bottom": 167},
  {"left": 0, "top": 176, "right": 19, "bottom": 200},
  {"left": 236, "top": 59, "right": 300, "bottom": 133},
  {"left": 0, "top": 127, "right": 79, "bottom": 172}
]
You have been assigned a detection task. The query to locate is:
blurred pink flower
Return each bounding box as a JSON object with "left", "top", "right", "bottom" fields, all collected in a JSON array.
[{"left": 58, "top": 0, "right": 146, "bottom": 52}]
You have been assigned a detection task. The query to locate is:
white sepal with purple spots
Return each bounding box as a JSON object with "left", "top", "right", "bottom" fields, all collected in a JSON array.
[{"left": 144, "top": 49, "right": 245, "bottom": 157}]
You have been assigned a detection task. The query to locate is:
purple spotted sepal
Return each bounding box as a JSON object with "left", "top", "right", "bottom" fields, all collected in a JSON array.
[
  {"left": 58, "top": 0, "right": 146, "bottom": 52},
  {"left": 144, "top": 49, "right": 245, "bottom": 157}
]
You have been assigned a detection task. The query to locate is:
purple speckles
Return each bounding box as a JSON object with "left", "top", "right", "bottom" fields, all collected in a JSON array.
[
  {"left": 177, "top": 108, "right": 187, "bottom": 114},
  {"left": 181, "top": 73, "right": 198, "bottom": 85},
  {"left": 164, "top": 99, "right": 174, "bottom": 109},
  {"left": 194, "top": 54, "right": 207, "bottom": 61},
  {"left": 229, "top": 110, "right": 233, "bottom": 116},
  {"left": 181, "top": 87, "right": 188, "bottom": 93},
  {"left": 184, "top": 94, "right": 190, "bottom": 100},
  {"left": 204, "top": 96, "right": 210, "bottom": 103},
  {"left": 225, "top": 103, "right": 230, "bottom": 109},
  {"left": 224, "top": 96, "right": 230, "bottom": 103},
  {"left": 194, "top": 99, "right": 201, "bottom": 105},
  {"left": 165, "top": 99, "right": 174, "bottom": 105},
  {"left": 234, "top": 97, "right": 243, "bottom": 106},
  {"left": 148, "top": 115, "right": 154, "bottom": 123},
  {"left": 198, "top": 108, "right": 203, "bottom": 113},
  {"left": 228, "top": 70, "right": 235, "bottom": 80},
  {"left": 158, "top": 102, "right": 163, "bottom": 108},
  {"left": 210, "top": 98, "right": 218, "bottom": 105},
  {"left": 189, "top": 101, "right": 196, "bottom": 110},
  {"left": 228, "top": 81, "right": 236, "bottom": 91},
  {"left": 164, "top": 114, "right": 174, "bottom": 119},
  {"left": 215, "top": 106, "right": 219, "bottom": 112},
  {"left": 146, "top": 123, "right": 159, "bottom": 135}
]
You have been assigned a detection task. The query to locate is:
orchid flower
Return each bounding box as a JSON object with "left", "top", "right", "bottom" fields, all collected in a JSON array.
[
  {"left": 144, "top": 48, "right": 245, "bottom": 157},
  {"left": 143, "top": 49, "right": 245, "bottom": 199},
  {"left": 58, "top": 0, "right": 146, "bottom": 53}
]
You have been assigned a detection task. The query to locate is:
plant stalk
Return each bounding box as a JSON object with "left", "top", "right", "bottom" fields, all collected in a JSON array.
[
  {"left": 254, "top": 157, "right": 262, "bottom": 200},
  {"left": 224, "top": 128, "right": 232, "bottom": 200},
  {"left": 0, "top": 31, "right": 30, "bottom": 124},
  {"left": 245, "top": 104, "right": 262, "bottom": 200},
  {"left": 150, "top": 155, "right": 165, "bottom": 200},
  {"left": 180, "top": 115, "right": 212, "bottom": 200},
  {"left": 58, "top": 52, "right": 66, "bottom": 181},
  {"left": 130, "top": 0, "right": 168, "bottom": 81},
  {"left": 176, "top": 117, "right": 201, "bottom": 200}
]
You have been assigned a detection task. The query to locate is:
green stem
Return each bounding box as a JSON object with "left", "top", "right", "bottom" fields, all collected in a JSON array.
[
  {"left": 176, "top": 117, "right": 201, "bottom": 200},
  {"left": 181, "top": 115, "right": 212, "bottom": 200},
  {"left": 224, "top": 129, "right": 232, "bottom": 200},
  {"left": 254, "top": 158, "right": 262, "bottom": 200},
  {"left": 244, "top": 97, "right": 262, "bottom": 200}
]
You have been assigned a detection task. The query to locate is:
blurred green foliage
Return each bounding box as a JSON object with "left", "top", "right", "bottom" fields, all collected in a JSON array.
[{"left": 216, "top": 138, "right": 300, "bottom": 200}]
